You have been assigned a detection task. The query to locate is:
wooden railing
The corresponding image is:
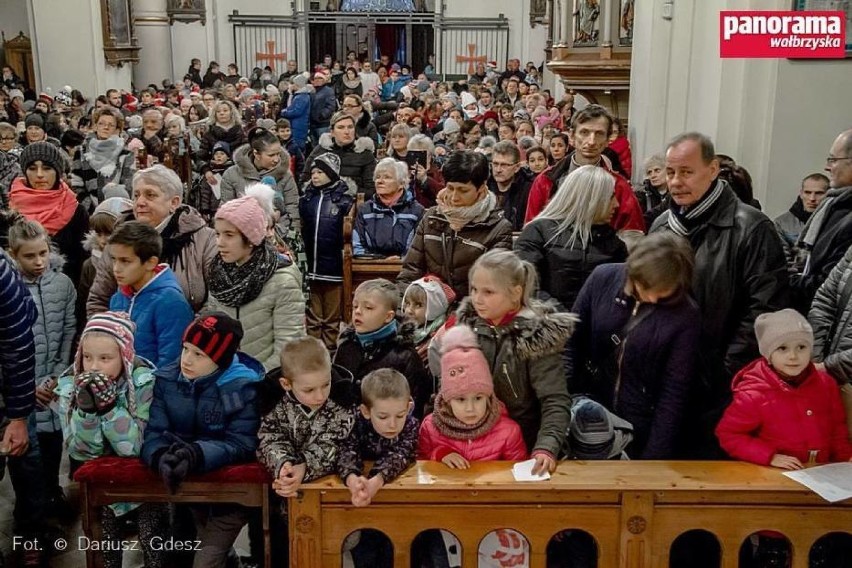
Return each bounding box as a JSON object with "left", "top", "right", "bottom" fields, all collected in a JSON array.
[{"left": 289, "top": 460, "right": 852, "bottom": 568}]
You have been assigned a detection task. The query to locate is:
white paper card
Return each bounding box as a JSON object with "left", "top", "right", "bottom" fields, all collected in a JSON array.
[
  {"left": 783, "top": 462, "right": 852, "bottom": 503},
  {"left": 512, "top": 459, "right": 551, "bottom": 482}
]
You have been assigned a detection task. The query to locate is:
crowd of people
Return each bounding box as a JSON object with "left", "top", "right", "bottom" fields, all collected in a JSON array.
[{"left": 0, "top": 51, "right": 851, "bottom": 568}]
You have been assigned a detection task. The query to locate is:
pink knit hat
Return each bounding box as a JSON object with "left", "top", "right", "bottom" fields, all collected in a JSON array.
[
  {"left": 440, "top": 325, "right": 493, "bottom": 399},
  {"left": 215, "top": 195, "right": 267, "bottom": 246}
]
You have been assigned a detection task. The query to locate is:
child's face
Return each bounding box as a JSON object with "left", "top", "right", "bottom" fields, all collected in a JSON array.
[
  {"left": 498, "top": 125, "right": 514, "bottom": 142},
  {"left": 282, "top": 369, "right": 331, "bottom": 410},
  {"left": 310, "top": 167, "right": 331, "bottom": 187},
  {"left": 360, "top": 397, "right": 412, "bottom": 439},
  {"left": 211, "top": 150, "right": 228, "bottom": 165},
  {"left": 95, "top": 231, "right": 111, "bottom": 251},
  {"left": 448, "top": 393, "right": 489, "bottom": 425},
  {"left": 403, "top": 297, "right": 426, "bottom": 326},
  {"left": 13, "top": 238, "right": 50, "bottom": 279},
  {"left": 110, "top": 244, "right": 157, "bottom": 291},
  {"left": 81, "top": 335, "right": 123, "bottom": 381},
  {"left": 484, "top": 118, "right": 498, "bottom": 132},
  {"left": 277, "top": 127, "right": 291, "bottom": 141},
  {"left": 352, "top": 292, "right": 395, "bottom": 334},
  {"left": 214, "top": 218, "right": 254, "bottom": 265},
  {"left": 769, "top": 341, "right": 812, "bottom": 378},
  {"left": 470, "top": 268, "right": 522, "bottom": 324},
  {"left": 181, "top": 342, "right": 219, "bottom": 380},
  {"left": 141, "top": 92, "right": 153, "bottom": 104},
  {"left": 167, "top": 122, "right": 182, "bottom": 137}
]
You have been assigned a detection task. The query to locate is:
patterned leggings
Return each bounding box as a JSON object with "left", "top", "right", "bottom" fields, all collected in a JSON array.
[{"left": 100, "top": 503, "right": 169, "bottom": 568}]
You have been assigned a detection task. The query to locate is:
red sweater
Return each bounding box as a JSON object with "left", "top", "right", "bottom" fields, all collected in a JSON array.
[
  {"left": 716, "top": 359, "right": 852, "bottom": 466},
  {"left": 523, "top": 157, "right": 645, "bottom": 231}
]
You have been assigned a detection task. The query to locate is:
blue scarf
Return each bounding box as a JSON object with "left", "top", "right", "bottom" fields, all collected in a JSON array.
[{"left": 356, "top": 319, "right": 399, "bottom": 348}]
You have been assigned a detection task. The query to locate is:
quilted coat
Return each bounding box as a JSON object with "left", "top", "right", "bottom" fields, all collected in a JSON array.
[
  {"left": 141, "top": 353, "right": 265, "bottom": 473},
  {"left": 25, "top": 253, "right": 77, "bottom": 433},
  {"left": 715, "top": 358, "right": 852, "bottom": 465},
  {"left": 430, "top": 298, "right": 576, "bottom": 458},
  {"left": 219, "top": 144, "right": 300, "bottom": 232},
  {"left": 809, "top": 243, "right": 852, "bottom": 385},
  {"left": 418, "top": 405, "right": 528, "bottom": 462},
  {"left": 206, "top": 261, "right": 305, "bottom": 371}
]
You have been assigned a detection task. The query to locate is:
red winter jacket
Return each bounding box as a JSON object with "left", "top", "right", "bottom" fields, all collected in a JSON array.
[
  {"left": 716, "top": 358, "right": 852, "bottom": 466},
  {"left": 523, "top": 153, "right": 645, "bottom": 232},
  {"left": 608, "top": 136, "right": 633, "bottom": 179},
  {"left": 418, "top": 405, "right": 529, "bottom": 462}
]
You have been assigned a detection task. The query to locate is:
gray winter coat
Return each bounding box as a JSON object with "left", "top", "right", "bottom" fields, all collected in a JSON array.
[
  {"left": 24, "top": 254, "right": 77, "bottom": 433},
  {"left": 809, "top": 243, "right": 852, "bottom": 385},
  {"left": 220, "top": 145, "right": 300, "bottom": 232}
]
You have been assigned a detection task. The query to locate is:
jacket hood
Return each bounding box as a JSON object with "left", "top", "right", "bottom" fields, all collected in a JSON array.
[
  {"left": 215, "top": 352, "right": 265, "bottom": 386},
  {"left": 357, "top": 109, "right": 372, "bottom": 129},
  {"left": 82, "top": 230, "right": 101, "bottom": 253},
  {"left": 318, "top": 132, "right": 375, "bottom": 154},
  {"left": 168, "top": 203, "right": 209, "bottom": 237},
  {"left": 456, "top": 297, "right": 578, "bottom": 359},
  {"left": 404, "top": 276, "right": 450, "bottom": 322},
  {"left": 233, "top": 144, "right": 292, "bottom": 182},
  {"left": 731, "top": 357, "right": 818, "bottom": 394}
]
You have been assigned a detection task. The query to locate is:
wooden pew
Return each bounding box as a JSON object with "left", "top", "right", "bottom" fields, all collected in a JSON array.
[
  {"left": 74, "top": 457, "right": 272, "bottom": 568},
  {"left": 342, "top": 193, "right": 404, "bottom": 323},
  {"left": 289, "top": 460, "right": 852, "bottom": 568}
]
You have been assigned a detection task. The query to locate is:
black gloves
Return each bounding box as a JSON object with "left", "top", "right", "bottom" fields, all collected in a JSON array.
[{"left": 155, "top": 432, "right": 204, "bottom": 494}]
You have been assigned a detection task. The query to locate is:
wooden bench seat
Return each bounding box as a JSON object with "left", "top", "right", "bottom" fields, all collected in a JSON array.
[
  {"left": 74, "top": 456, "right": 272, "bottom": 568},
  {"left": 289, "top": 460, "right": 852, "bottom": 568}
]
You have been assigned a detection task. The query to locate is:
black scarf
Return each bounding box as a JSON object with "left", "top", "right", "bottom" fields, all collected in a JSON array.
[
  {"left": 208, "top": 242, "right": 282, "bottom": 307},
  {"left": 789, "top": 197, "right": 811, "bottom": 225},
  {"left": 667, "top": 179, "right": 725, "bottom": 237}
]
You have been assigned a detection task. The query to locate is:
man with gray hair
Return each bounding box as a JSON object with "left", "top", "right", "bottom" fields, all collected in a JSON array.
[{"left": 649, "top": 131, "right": 789, "bottom": 458}]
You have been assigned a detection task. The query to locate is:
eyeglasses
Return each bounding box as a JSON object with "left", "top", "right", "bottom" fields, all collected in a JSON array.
[
  {"left": 492, "top": 161, "right": 518, "bottom": 169},
  {"left": 0, "top": 136, "right": 16, "bottom": 141},
  {"left": 342, "top": 103, "right": 361, "bottom": 109},
  {"left": 826, "top": 156, "right": 852, "bottom": 164}
]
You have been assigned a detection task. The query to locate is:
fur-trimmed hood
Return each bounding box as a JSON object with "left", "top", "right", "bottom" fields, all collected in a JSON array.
[
  {"left": 455, "top": 297, "right": 578, "bottom": 360},
  {"left": 81, "top": 230, "right": 102, "bottom": 254},
  {"left": 233, "top": 143, "right": 292, "bottom": 182},
  {"left": 318, "top": 132, "right": 375, "bottom": 154}
]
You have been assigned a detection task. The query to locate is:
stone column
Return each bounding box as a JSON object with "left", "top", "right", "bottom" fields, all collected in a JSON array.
[
  {"left": 601, "top": 0, "right": 613, "bottom": 46},
  {"left": 561, "top": 0, "right": 571, "bottom": 44},
  {"left": 132, "top": 0, "right": 172, "bottom": 88}
]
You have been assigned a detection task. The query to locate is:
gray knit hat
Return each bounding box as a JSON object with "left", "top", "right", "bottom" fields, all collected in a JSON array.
[
  {"left": 20, "top": 141, "right": 68, "bottom": 178},
  {"left": 310, "top": 152, "right": 341, "bottom": 184},
  {"left": 291, "top": 73, "right": 308, "bottom": 89},
  {"left": 755, "top": 308, "right": 813, "bottom": 359}
]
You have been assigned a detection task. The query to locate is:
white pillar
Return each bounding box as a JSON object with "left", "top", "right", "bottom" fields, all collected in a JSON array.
[
  {"left": 561, "top": 0, "right": 571, "bottom": 44},
  {"left": 132, "top": 0, "right": 172, "bottom": 88},
  {"left": 601, "top": 0, "right": 613, "bottom": 46}
]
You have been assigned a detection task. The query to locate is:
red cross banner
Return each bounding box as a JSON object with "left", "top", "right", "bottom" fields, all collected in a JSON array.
[
  {"left": 256, "top": 40, "right": 287, "bottom": 67},
  {"left": 455, "top": 43, "right": 487, "bottom": 75}
]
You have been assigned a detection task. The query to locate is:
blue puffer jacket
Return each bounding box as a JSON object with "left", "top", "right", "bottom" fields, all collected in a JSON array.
[
  {"left": 352, "top": 190, "right": 424, "bottom": 257},
  {"left": 299, "top": 180, "right": 356, "bottom": 282},
  {"left": 381, "top": 78, "right": 405, "bottom": 102},
  {"left": 109, "top": 265, "right": 194, "bottom": 369},
  {"left": 141, "top": 353, "right": 264, "bottom": 473},
  {"left": 280, "top": 86, "right": 313, "bottom": 150}
]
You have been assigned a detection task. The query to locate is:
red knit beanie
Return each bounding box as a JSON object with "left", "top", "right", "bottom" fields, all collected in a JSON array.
[{"left": 182, "top": 312, "right": 244, "bottom": 368}]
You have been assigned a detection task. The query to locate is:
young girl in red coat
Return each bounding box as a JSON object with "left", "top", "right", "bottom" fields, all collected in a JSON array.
[
  {"left": 716, "top": 308, "right": 852, "bottom": 469},
  {"left": 418, "top": 324, "right": 529, "bottom": 568},
  {"left": 419, "top": 324, "right": 528, "bottom": 466},
  {"left": 716, "top": 308, "right": 852, "bottom": 566}
]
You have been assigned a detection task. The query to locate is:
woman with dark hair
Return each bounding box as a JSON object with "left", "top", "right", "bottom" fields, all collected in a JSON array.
[
  {"left": 717, "top": 154, "right": 761, "bottom": 210},
  {"left": 567, "top": 232, "right": 700, "bottom": 459},
  {"left": 9, "top": 142, "right": 89, "bottom": 282},
  {"left": 398, "top": 150, "right": 513, "bottom": 299},
  {"left": 337, "top": 67, "right": 363, "bottom": 101},
  {"left": 220, "top": 126, "right": 300, "bottom": 237},
  {"left": 302, "top": 111, "right": 377, "bottom": 197},
  {"left": 202, "top": 61, "right": 225, "bottom": 89},
  {"left": 341, "top": 94, "right": 378, "bottom": 145}
]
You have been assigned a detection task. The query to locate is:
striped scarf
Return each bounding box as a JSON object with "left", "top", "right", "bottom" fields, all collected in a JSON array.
[{"left": 666, "top": 179, "right": 725, "bottom": 237}]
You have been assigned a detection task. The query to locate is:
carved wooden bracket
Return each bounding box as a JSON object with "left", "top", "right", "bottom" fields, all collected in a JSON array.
[{"left": 101, "top": 0, "right": 141, "bottom": 67}]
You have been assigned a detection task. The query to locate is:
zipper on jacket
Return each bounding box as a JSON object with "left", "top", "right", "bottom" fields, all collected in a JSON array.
[
  {"left": 502, "top": 362, "right": 518, "bottom": 398},
  {"left": 312, "top": 191, "right": 324, "bottom": 275},
  {"left": 613, "top": 302, "right": 641, "bottom": 409}
]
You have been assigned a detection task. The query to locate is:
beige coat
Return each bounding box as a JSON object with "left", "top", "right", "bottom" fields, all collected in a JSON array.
[{"left": 206, "top": 262, "right": 305, "bottom": 371}]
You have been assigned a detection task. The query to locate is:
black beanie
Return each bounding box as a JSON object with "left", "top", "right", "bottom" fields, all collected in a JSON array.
[
  {"left": 182, "top": 312, "right": 244, "bottom": 369},
  {"left": 19, "top": 141, "right": 68, "bottom": 179},
  {"left": 60, "top": 129, "right": 86, "bottom": 148},
  {"left": 310, "top": 152, "right": 341, "bottom": 184},
  {"left": 24, "top": 113, "right": 45, "bottom": 130}
]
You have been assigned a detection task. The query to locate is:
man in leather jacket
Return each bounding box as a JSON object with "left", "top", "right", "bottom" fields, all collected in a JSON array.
[{"left": 649, "top": 132, "right": 790, "bottom": 458}]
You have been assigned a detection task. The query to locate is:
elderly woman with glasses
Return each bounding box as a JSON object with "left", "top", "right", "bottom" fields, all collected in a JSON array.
[
  {"left": 352, "top": 157, "right": 424, "bottom": 259},
  {"left": 87, "top": 164, "right": 217, "bottom": 315}
]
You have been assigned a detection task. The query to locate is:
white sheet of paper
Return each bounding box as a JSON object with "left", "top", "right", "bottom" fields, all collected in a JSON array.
[
  {"left": 783, "top": 462, "right": 852, "bottom": 503},
  {"left": 512, "top": 459, "right": 551, "bottom": 482}
]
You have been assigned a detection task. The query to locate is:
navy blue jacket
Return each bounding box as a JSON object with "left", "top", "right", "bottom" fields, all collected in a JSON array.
[
  {"left": 141, "top": 353, "right": 264, "bottom": 473},
  {"left": 352, "top": 191, "right": 424, "bottom": 257},
  {"left": 0, "top": 253, "right": 37, "bottom": 419},
  {"left": 280, "top": 88, "right": 312, "bottom": 150},
  {"left": 310, "top": 85, "right": 337, "bottom": 129},
  {"left": 566, "top": 263, "right": 701, "bottom": 459},
  {"left": 299, "top": 180, "right": 355, "bottom": 282}
]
